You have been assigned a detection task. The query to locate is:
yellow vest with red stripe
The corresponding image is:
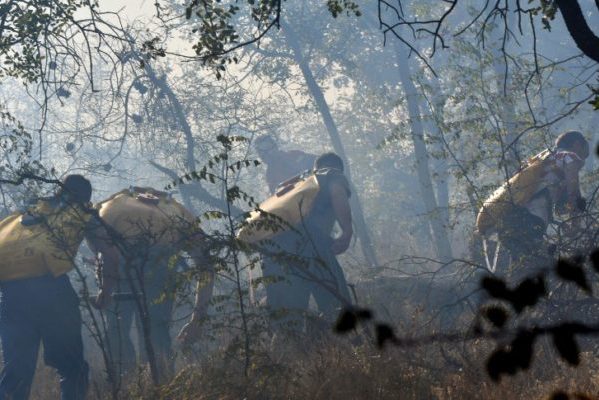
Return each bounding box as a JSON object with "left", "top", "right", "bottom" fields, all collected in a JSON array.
[
  {"left": 237, "top": 172, "right": 321, "bottom": 243},
  {"left": 96, "top": 191, "right": 199, "bottom": 252},
  {"left": 476, "top": 149, "right": 564, "bottom": 235},
  {"left": 0, "top": 200, "right": 92, "bottom": 281}
]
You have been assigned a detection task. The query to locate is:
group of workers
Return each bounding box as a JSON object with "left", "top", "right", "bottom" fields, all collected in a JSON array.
[
  {"left": 0, "top": 128, "right": 591, "bottom": 400},
  {"left": 0, "top": 179, "right": 214, "bottom": 399}
]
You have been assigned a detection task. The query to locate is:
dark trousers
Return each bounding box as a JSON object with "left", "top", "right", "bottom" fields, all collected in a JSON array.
[
  {"left": 106, "top": 260, "right": 174, "bottom": 378},
  {"left": 261, "top": 231, "right": 352, "bottom": 331},
  {"left": 0, "top": 274, "right": 88, "bottom": 400},
  {"left": 497, "top": 206, "right": 548, "bottom": 281}
]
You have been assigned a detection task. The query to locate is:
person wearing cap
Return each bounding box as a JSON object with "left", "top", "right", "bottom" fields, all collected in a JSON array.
[
  {"left": 477, "top": 131, "right": 589, "bottom": 276},
  {"left": 260, "top": 153, "right": 353, "bottom": 334},
  {"left": 0, "top": 175, "right": 119, "bottom": 400},
  {"left": 95, "top": 187, "right": 213, "bottom": 380}
]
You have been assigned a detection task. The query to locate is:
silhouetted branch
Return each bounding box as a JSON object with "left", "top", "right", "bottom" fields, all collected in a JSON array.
[
  {"left": 555, "top": 0, "right": 599, "bottom": 63},
  {"left": 149, "top": 160, "right": 243, "bottom": 216}
]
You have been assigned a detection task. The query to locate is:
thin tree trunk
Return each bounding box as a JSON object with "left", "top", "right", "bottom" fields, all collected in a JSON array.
[
  {"left": 126, "top": 35, "right": 235, "bottom": 215},
  {"left": 421, "top": 77, "right": 451, "bottom": 232},
  {"left": 140, "top": 66, "right": 199, "bottom": 212},
  {"left": 281, "top": 19, "right": 379, "bottom": 267},
  {"left": 396, "top": 45, "right": 453, "bottom": 262},
  {"left": 588, "top": 112, "right": 599, "bottom": 173},
  {"left": 494, "top": 63, "right": 520, "bottom": 173}
]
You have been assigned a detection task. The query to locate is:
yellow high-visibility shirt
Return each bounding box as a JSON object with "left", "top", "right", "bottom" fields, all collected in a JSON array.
[
  {"left": 0, "top": 200, "right": 93, "bottom": 281},
  {"left": 97, "top": 192, "right": 202, "bottom": 257}
]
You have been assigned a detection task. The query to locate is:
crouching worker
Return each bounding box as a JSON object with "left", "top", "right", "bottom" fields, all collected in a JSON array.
[
  {"left": 0, "top": 175, "right": 119, "bottom": 400},
  {"left": 239, "top": 153, "right": 353, "bottom": 335},
  {"left": 476, "top": 131, "right": 589, "bottom": 278},
  {"left": 96, "top": 187, "right": 213, "bottom": 380}
]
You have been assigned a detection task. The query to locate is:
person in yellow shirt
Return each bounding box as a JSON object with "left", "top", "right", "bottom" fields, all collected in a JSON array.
[
  {"left": 477, "top": 131, "right": 589, "bottom": 276},
  {"left": 96, "top": 187, "right": 213, "bottom": 379},
  {"left": 0, "top": 175, "right": 119, "bottom": 400},
  {"left": 259, "top": 153, "right": 353, "bottom": 334}
]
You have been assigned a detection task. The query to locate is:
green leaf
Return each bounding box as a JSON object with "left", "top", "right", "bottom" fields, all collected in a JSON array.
[
  {"left": 556, "top": 258, "right": 591, "bottom": 294},
  {"left": 484, "top": 306, "right": 508, "bottom": 328},
  {"left": 553, "top": 329, "right": 580, "bottom": 366},
  {"left": 334, "top": 309, "right": 357, "bottom": 333}
]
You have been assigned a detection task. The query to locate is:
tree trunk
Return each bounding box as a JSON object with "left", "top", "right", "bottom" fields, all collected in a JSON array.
[
  {"left": 281, "top": 19, "right": 379, "bottom": 268},
  {"left": 131, "top": 45, "right": 242, "bottom": 216},
  {"left": 139, "top": 64, "right": 198, "bottom": 212},
  {"left": 396, "top": 45, "right": 453, "bottom": 262},
  {"left": 420, "top": 77, "right": 451, "bottom": 233},
  {"left": 555, "top": 0, "right": 599, "bottom": 63}
]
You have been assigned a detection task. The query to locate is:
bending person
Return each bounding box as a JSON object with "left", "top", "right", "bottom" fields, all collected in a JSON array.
[
  {"left": 476, "top": 130, "right": 589, "bottom": 278},
  {"left": 0, "top": 175, "right": 118, "bottom": 400},
  {"left": 260, "top": 153, "right": 353, "bottom": 333},
  {"left": 96, "top": 187, "right": 213, "bottom": 380}
]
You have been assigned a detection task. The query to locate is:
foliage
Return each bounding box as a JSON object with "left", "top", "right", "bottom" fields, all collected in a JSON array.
[
  {"left": 172, "top": 0, "right": 360, "bottom": 75},
  {"left": 167, "top": 134, "right": 267, "bottom": 376},
  {"left": 334, "top": 249, "right": 599, "bottom": 395},
  {"left": 0, "top": 0, "right": 598, "bottom": 398},
  {"left": 0, "top": 0, "right": 84, "bottom": 83},
  {"left": 0, "top": 0, "right": 127, "bottom": 92}
]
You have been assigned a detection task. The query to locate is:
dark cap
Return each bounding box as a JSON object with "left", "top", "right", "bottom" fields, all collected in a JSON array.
[
  {"left": 59, "top": 175, "right": 92, "bottom": 204},
  {"left": 555, "top": 130, "right": 587, "bottom": 150},
  {"left": 314, "top": 152, "right": 344, "bottom": 172}
]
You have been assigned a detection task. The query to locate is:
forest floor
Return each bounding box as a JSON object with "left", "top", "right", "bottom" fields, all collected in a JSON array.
[
  {"left": 22, "top": 265, "right": 599, "bottom": 399},
  {"left": 26, "top": 328, "right": 599, "bottom": 400}
]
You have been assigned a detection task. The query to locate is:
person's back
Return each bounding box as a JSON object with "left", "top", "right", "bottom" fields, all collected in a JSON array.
[
  {"left": 260, "top": 153, "right": 353, "bottom": 334},
  {"left": 98, "top": 188, "right": 196, "bottom": 251},
  {"left": 96, "top": 188, "right": 205, "bottom": 378},
  {"left": 476, "top": 131, "right": 589, "bottom": 275}
]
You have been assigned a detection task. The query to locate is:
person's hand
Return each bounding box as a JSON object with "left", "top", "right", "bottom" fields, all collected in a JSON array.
[
  {"left": 177, "top": 318, "right": 203, "bottom": 346},
  {"left": 561, "top": 215, "right": 584, "bottom": 240},
  {"left": 331, "top": 234, "right": 351, "bottom": 255},
  {"left": 576, "top": 196, "right": 587, "bottom": 212},
  {"left": 93, "top": 289, "right": 112, "bottom": 309}
]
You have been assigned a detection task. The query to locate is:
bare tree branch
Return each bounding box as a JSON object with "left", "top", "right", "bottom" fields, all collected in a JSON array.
[
  {"left": 149, "top": 160, "right": 243, "bottom": 216},
  {"left": 555, "top": 0, "right": 599, "bottom": 63}
]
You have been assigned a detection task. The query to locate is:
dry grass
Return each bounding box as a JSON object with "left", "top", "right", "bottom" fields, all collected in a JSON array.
[
  {"left": 13, "top": 270, "right": 599, "bottom": 400},
  {"left": 120, "top": 335, "right": 599, "bottom": 400},
  {"left": 13, "top": 322, "right": 599, "bottom": 400}
]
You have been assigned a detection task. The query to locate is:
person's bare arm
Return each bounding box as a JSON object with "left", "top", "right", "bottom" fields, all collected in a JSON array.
[
  {"left": 174, "top": 210, "right": 215, "bottom": 344},
  {"left": 563, "top": 158, "right": 585, "bottom": 213},
  {"left": 330, "top": 181, "right": 353, "bottom": 255},
  {"left": 86, "top": 225, "right": 120, "bottom": 309},
  {"left": 177, "top": 244, "right": 214, "bottom": 345},
  {"left": 189, "top": 245, "right": 214, "bottom": 321},
  {"left": 559, "top": 158, "right": 586, "bottom": 237}
]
